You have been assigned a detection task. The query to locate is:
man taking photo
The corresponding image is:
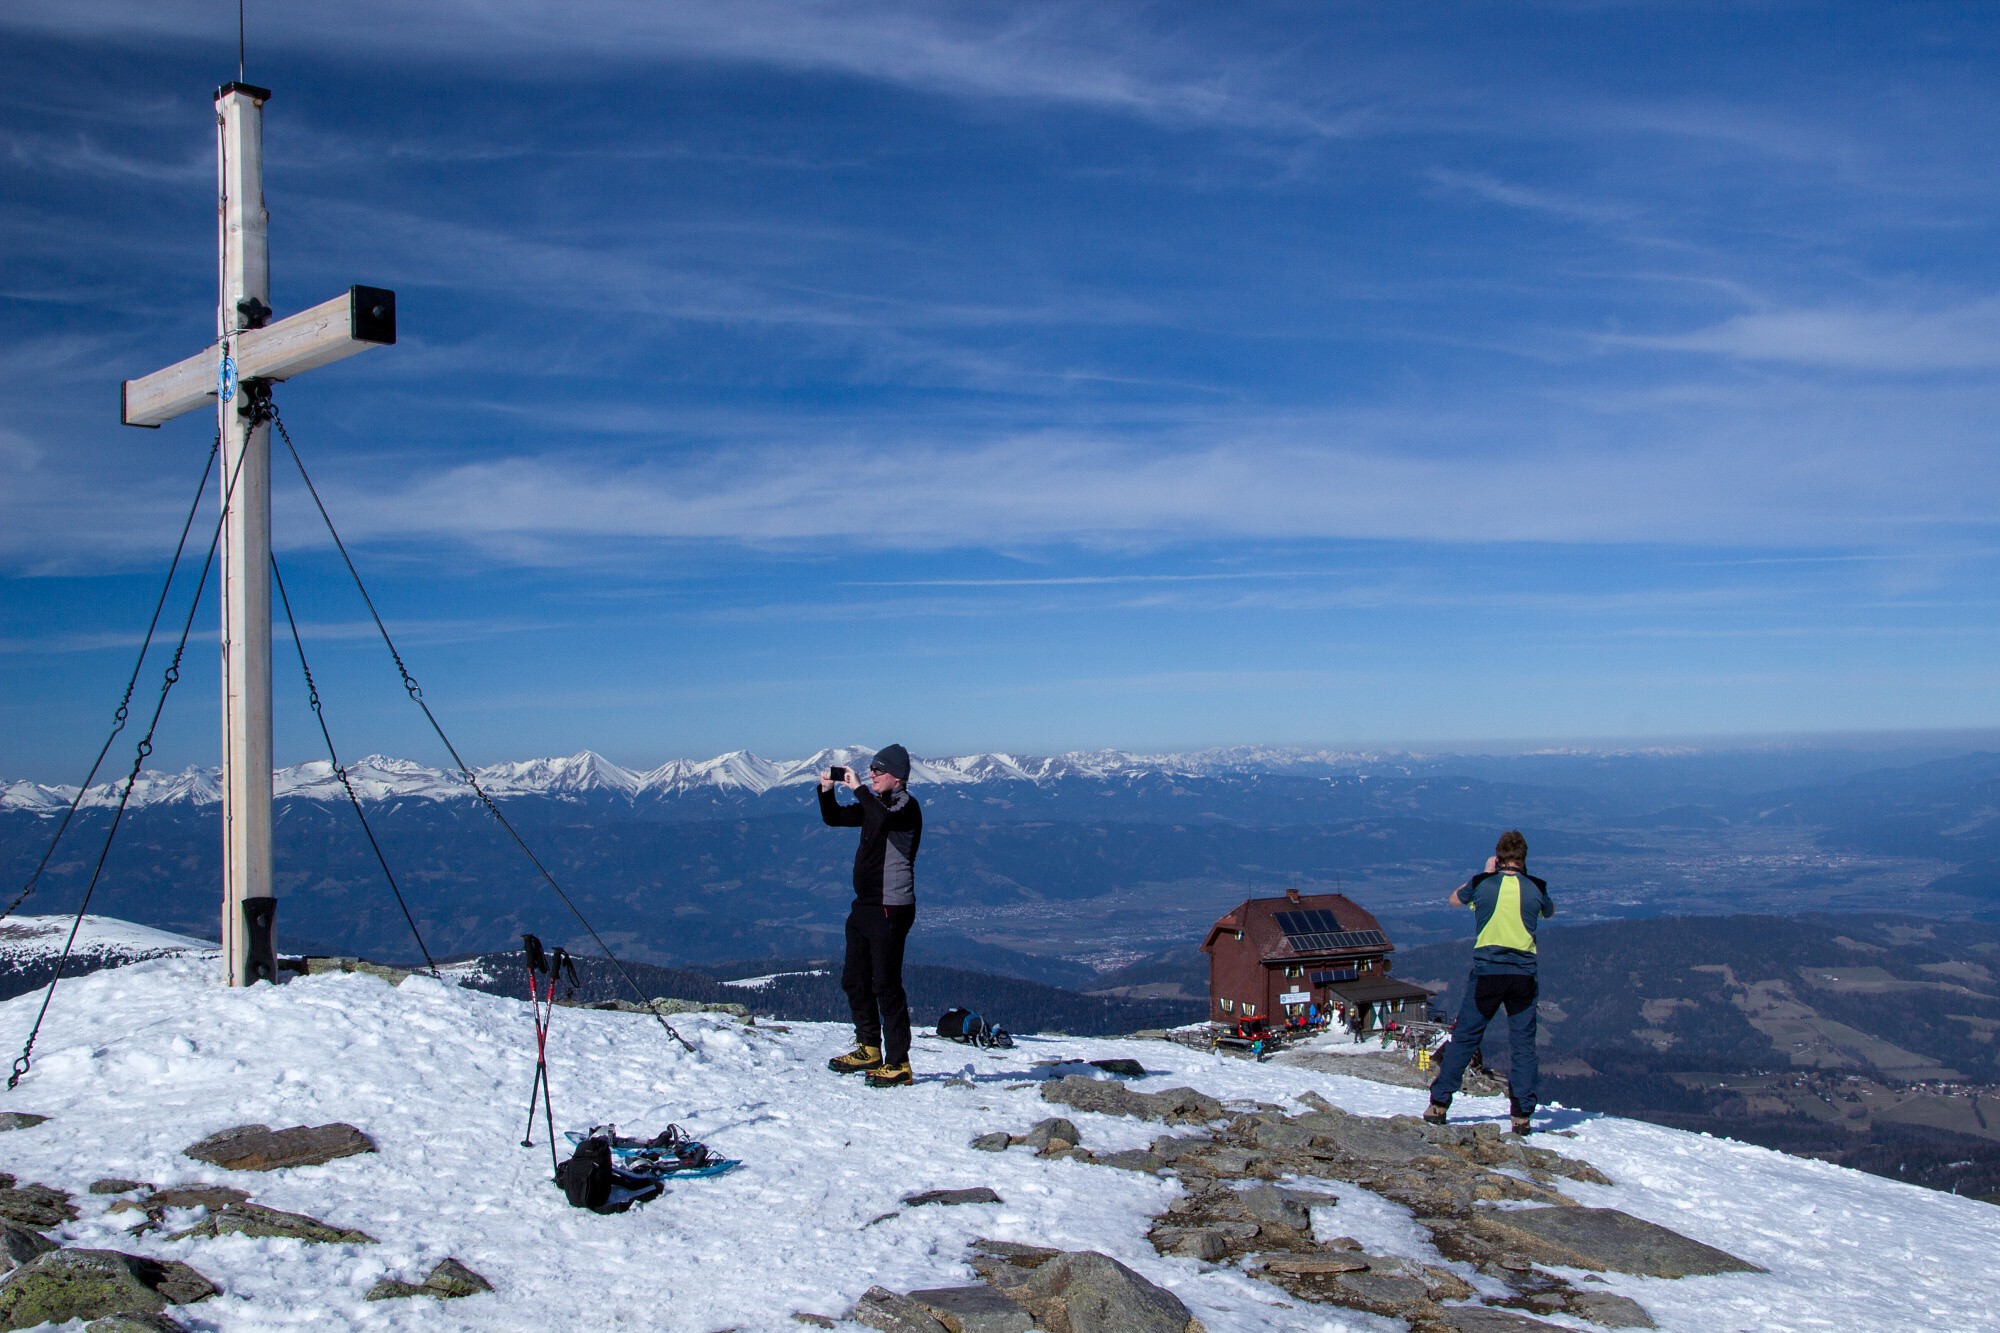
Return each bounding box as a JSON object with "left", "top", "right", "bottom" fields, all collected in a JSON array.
[
  {"left": 819, "top": 744, "right": 922, "bottom": 1088},
  {"left": 1425, "top": 830, "right": 1554, "bottom": 1134}
]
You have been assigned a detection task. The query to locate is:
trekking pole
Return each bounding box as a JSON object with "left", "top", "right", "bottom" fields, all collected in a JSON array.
[
  {"left": 520, "top": 935, "right": 554, "bottom": 1150},
  {"left": 539, "top": 948, "right": 575, "bottom": 1168},
  {"left": 521, "top": 971, "right": 554, "bottom": 1147}
]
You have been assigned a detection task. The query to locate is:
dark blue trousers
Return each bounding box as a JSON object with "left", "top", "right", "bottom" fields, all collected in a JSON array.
[{"left": 1429, "top": 971, "right": 1539, "bottom": 1113}]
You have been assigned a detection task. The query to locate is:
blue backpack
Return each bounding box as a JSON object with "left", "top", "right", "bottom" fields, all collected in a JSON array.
[{"left": 936, "top": 1007, "right": 1013, "bottom": 1049}]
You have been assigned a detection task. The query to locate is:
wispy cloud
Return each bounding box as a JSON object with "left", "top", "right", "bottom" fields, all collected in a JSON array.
[
  {"left": 6, "top": 1, "right": 1335, "bottom": 133},
  {"left": 1617, "top": 298, "right": 2000, "bottom": 371},
  {"left": 1425, "top": 168, "right": 1635, "bottom": 227}
]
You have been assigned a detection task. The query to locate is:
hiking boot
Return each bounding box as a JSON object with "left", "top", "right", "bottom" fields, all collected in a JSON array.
[
  {"left": 864, "top": 1061, "right": 914, "bottom": 1088},
  {"left": 1510, "top": 1111, "right": 1534, "bottom": 1136},
  {"left": 1423, "top": 1102, "right": 1449, "bottom": 1126},
  {"left": 827, "top": 1044, "right": 883, "bottom": 1075}
]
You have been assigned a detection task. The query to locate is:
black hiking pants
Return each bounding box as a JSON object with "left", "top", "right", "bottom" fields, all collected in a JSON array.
[
  {"left": 1429, "top": 971, "right": 1540, "bottom": 1113},
  {"left": 843, "top": 903, "right": 916, "bottom": 1064}
]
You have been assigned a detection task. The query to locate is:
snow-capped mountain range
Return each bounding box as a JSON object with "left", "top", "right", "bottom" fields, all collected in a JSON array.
[{"left": 0, "top": 745, "right": 1396, "bottom": 813}]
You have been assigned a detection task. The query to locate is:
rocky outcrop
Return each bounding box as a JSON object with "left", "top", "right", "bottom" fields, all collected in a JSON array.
[
  {"left": 992, "top": 1250, "right": 1203, "bottom": 1333},
  {"left": 0, "top": 1227, "right": 55, "bottom": 1276},
  {"left": 585, "top": 996, "right": 753, "bottom": 1021},
  {"left": 365, "top": 1257, "right": 494, "bottom": 1300},
  {"left": 0, "top": 1179, "right": 77, "bottom": 1231},
  {"left": 1055, "top": 1091, "right": 1734, "bottom": 1331},
  {"left": 972, "top": 1118, "right": 1085, "bottom": 1157},
  {"left": 1040, "top": 1077, "right": 1222, "bottom": 1125},
  {"left": 853, "top": 1285, "right": 951, "bottom": 1333},
  {"left": 167, "top": 1202, "right": 375, "bottom": 1245},
  {"left": 903, "top": 1188, "right": 1004, "bottom": 1208},
  {"left": 182, "top": 1122, "right": 376, "bottom": 1171},
  {"left": 0, "top": 1249, "right": 215, "bottom": 1331},
  {"left": 0, "top": 1115, "right": 47, "bottom": 1133},
  {"left": 1454, "top": 1207, "right": 1762, "bottom": 1279},
  {"left": 908, "top": 1285, "right": 1034, "bottom": 1333}
]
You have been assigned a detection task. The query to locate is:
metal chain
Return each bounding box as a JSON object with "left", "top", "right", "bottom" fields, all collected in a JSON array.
[
  {"left": 270, "top": 553, "right": 441, "bottom": 978},
  {"left": 269, "top": 406, "right": 696, "bottom": 1055},
  {"left": 1, "top": 435, "right": 221, "bottom": 924},
  {"left": 10, "top": 431, "right": 251, "bottom": 1091}
]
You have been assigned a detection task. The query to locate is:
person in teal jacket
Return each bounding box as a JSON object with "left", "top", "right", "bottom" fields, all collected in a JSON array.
[{"left": 1425, "top": 830, "right": 1555, "bottom": 1134}]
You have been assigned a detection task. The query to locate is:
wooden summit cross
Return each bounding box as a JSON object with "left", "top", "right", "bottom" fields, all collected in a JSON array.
[{"left": 119, "top": 83, "right": 396, "bottom": 987}]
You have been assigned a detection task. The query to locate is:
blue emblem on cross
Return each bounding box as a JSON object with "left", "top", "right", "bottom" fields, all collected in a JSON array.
[{"left": 219, "top": 354, "right": 237, "bottom": 404}]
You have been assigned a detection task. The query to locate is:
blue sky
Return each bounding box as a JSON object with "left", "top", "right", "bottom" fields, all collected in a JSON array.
[{"left": 4, "top": 1, "right": 1999, "bottom": 774}]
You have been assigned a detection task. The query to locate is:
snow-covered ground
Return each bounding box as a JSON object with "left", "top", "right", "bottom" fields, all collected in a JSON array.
[
  {"left": 0, "top": 914, "right": 213, "bottom": 965},
  {"left": 0, "top": 954, "right": 1990, "bottom": 1332},
  {"left": 722, "top": 969, "right": 831, "bottom": 990}
]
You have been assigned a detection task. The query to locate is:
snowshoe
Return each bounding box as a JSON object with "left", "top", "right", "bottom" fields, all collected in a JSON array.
[{"left": 564, "top": 1126, "right": 743, "bottom": 1180}]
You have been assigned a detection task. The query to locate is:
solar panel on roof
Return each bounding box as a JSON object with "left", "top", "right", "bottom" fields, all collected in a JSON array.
[{"left": 1272, "top": 913, "right": 1388, "bottom": 954}]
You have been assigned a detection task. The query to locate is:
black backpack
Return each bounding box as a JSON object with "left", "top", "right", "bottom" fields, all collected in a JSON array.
[
  {"left": 936, "top": 1007, "right": 1013, "bottom": 1049},
  {"left": 555, "top": 1134, "right": 663, "bottom": 1214}
]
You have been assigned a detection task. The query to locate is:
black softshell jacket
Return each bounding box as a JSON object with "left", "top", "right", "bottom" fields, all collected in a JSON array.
[{"left": 818, "top": 784, "right": 922, "bottom": 906}]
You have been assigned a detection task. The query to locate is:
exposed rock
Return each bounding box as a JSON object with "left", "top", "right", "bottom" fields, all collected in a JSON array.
[
  {"left": 1040, "top": 1077, "right": 1222, "bottom": 1125},
  {"left": 1326, "top": 1271, "right": 1431, "bottom": 1313},
  {"left": 183, "top": 1122, "right": 376, "bottom": 1171},
  {"left": 84, "top": 1315, "right": 188, "bottom": 1333},
  {"left": 853, "top": 1285, "right": 950, "bottom": 1333},
  {"left": 0, "top": 1226, "right": 57, "bottom": 1274},
  {"left": 1435, "top": 1308, "right": 1575, "bottom": 1333},
  {"left": 1250, "top": 1254, "right": 1368, "bottom": 1275},
  {"left": 909, "top": 1284, "right": 1034, "bottom": 1333},
  {"left": 966, "top": 1238, "right": 1062, "bottom": 1288},
  {"left": 903, "top": 1187, "right": 1003, "bottom": 1208},
  {"left": 168, "top": 1202, "right": 375, "bottom": 1245},
  {"left": 366, "top": 1257, "right": 493, "bottom": 1300},
  {"left": 1150, "top": 1228, "right": 1226, "bottom": 1261},
  {"left": 88, "top": 1180, "right": 146, "bottom": 1196},
  {"left": 1456, "top": 1207, "right": 1763, "bottom": 1278},
  {"left": 143, "top": 1186, "right": 249, "bottom": 1212},
  {"left": 588, "top": 997, "right": 752, "bottom": 1021},
  {"left": 792, "top": 1315, "right": 837, "bottom": 1329},
  {"left": 1564, "top": 1290, "right": 1655, "bottom": 1328},
  {"left": 0, "top": 1115, "right": 47, "bottom": 1133},
  {"left": 1088, "top": 1060, "right": 1147, "bottom": 1077},
  {"left": 1234, "top": 1184, "right": 1315, "bottom": 1232},
  {"left": 971, "top": 1132, "right": 1012, "bottom": 1153},
  {"left": 292, "top": 956, "right": 413, "bottom": 985},
  {"left": 423, "top": 1258, "right": 494, "bottom": 1297},
  {"left": 0, "top": 1182, "right": 77, "bottom": 1231},
  {"left": 1077, "top": 1149, "right": 1163, "bottom": 1174},
  {"left": 1008, "top": 1251, "right": 1202, "bottom": 1333},
  {"left": 0, "top": 1249, "right": 216, "bottom": 1330},
  {"left": 1025, "top": 1118, "right": 1082, "bottom": 1154}
]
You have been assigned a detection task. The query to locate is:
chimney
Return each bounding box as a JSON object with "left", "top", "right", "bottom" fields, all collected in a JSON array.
[{"left": 1285, "top": 887, "right": 1302, "bottom": 904}]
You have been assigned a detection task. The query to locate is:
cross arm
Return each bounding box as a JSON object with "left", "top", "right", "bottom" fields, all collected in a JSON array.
[{"left": 121, "top": 285, "right": 397, "bottom": 428}]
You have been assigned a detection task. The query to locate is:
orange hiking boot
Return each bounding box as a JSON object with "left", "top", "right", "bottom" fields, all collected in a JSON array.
[
  {"left": 827, "top": 1044, "right": 883, "bottom": 1074},
  {"left": 864, "top": 1061, "right": 914, "bottom": 1088}
]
